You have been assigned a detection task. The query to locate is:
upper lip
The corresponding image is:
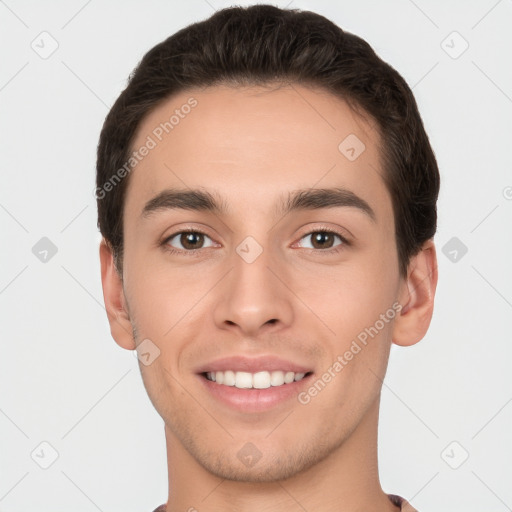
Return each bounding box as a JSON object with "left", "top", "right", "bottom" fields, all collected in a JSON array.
[{"left": 195, "top": 355, "right": 313, "bottom": 374}]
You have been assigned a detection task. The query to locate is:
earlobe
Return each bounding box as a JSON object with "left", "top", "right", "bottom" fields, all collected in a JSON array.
[
  {"left": 99, "top": 239, "right": 136, "bottom": 350},
  {"left": 392, "top": 240, "right": 438, "bottom": 347}
]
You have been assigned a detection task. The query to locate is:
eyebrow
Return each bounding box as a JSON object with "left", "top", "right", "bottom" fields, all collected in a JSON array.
[{"left": 141, "top": 187, "right": 376, "bottom": 222}]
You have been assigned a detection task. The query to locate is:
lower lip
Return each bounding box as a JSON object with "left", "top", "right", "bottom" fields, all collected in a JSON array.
[{"left": 198, "top": 373, "right": 313, "bottom": 413}]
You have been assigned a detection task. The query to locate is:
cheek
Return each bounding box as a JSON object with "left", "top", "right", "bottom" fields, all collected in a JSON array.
[
  {"left": 123, "top": 245, "right": 204, "bottom": 332},
  {"left": 298, "top": 258, "right": 398, "bottom": 340},
  {"left": 304, "top": 312, "right": 394, "bottom": 420}
]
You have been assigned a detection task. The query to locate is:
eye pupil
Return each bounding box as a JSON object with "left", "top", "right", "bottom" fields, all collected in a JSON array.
[
  {"left": 181, "top": 232, "right": 203, "bottom": 249},
  {"left": 312, "top": 232, "right": 334, "bottom": 249}
]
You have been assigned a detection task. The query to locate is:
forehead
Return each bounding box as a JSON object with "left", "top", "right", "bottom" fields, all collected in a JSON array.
[{"left": 125, "top": 84, "right": 391, "bottom": 223}]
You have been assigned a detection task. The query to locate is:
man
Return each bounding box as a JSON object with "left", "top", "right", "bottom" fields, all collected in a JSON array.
[{"left": 96, "top": 4, "right": 439, "bottom": 511}]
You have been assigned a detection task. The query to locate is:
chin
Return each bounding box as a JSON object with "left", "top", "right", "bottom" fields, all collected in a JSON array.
[{"left": 194, "top": 437, "right": 333, "bottom": 484}]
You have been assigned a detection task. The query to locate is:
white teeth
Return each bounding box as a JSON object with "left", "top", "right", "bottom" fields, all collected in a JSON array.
[
  {"left": 235, "top": 371, "right": 253, "bottom": 388},
  {"left": 284, "top": 371, "right": 295, "bottom": 384},
  {"left": 270, "top": 371, "right": 285, "bottom": 386},
  {"left": 253, "top": 371, "right": 271, "bottom": 389},
  {"left": 223, "top": 370, "right": 236, "bottom": 386},
  {"left": 206, "top": 370, "right": 308, "bottom": 389}
]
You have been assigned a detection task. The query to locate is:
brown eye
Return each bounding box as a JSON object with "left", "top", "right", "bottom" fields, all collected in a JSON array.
[
  {"left": 299, "top": 230, "right": 345, "bottom": 250},
  {"left": 166, "top": 231, "right": 214, "bottom": 251},
  {"left": 180, "top": 232, "right": 204, "bottom": 249},
  {"left": 311, "top": 232, "right": 335, "bottom": 249}
]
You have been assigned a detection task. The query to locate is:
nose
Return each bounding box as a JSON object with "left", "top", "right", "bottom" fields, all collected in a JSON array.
[{"left": 212, "top": 242, "right": 294, "bottom": 337}]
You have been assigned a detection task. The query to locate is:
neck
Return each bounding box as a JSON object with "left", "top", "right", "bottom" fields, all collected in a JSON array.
[{"left": 163, "top": 396, "right": 399, "bottom": 512}]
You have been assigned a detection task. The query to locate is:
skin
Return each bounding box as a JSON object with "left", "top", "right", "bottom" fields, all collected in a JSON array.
[{"left": 100, "top": 83, "right": 437, "bottom": 512}]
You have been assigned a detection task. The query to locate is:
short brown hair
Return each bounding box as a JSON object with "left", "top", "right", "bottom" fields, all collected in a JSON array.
[{"left": 96, "top": 4, "right": 440, "bottom": 276}]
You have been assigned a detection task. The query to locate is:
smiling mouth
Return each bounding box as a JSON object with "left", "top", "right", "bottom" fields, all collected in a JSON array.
[{"left": 202, "top": 370, "right": 313, "bottom": 389}]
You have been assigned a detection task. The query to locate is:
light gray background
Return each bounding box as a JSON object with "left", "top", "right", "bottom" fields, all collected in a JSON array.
[{"left": 1, "top": 0, "right": 511, "bottom": 511}]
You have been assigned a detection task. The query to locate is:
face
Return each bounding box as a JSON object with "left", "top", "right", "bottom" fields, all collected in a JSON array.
[{"left": 117, "top": 84, "right": 407, "bottom": 482}]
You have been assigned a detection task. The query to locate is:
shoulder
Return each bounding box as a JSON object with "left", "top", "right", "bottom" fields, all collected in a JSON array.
[
  {"left": 388, "top": 494, "right": 418, "bottom": 512},
  {"left": 153, "top": 497, "right": 415, "bottom": 512}
]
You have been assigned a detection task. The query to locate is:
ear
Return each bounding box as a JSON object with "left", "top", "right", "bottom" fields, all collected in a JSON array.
[
  {"left": 392, "top": 239, "right": 438, "bottom": 347},
  {"left": 99, "top": 239, "right": 136, "bottom": 350}
]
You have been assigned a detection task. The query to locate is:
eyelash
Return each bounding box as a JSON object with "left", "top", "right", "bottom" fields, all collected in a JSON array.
[{"left": 160, "top": 227, "right": 350, "bottom": 256}]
